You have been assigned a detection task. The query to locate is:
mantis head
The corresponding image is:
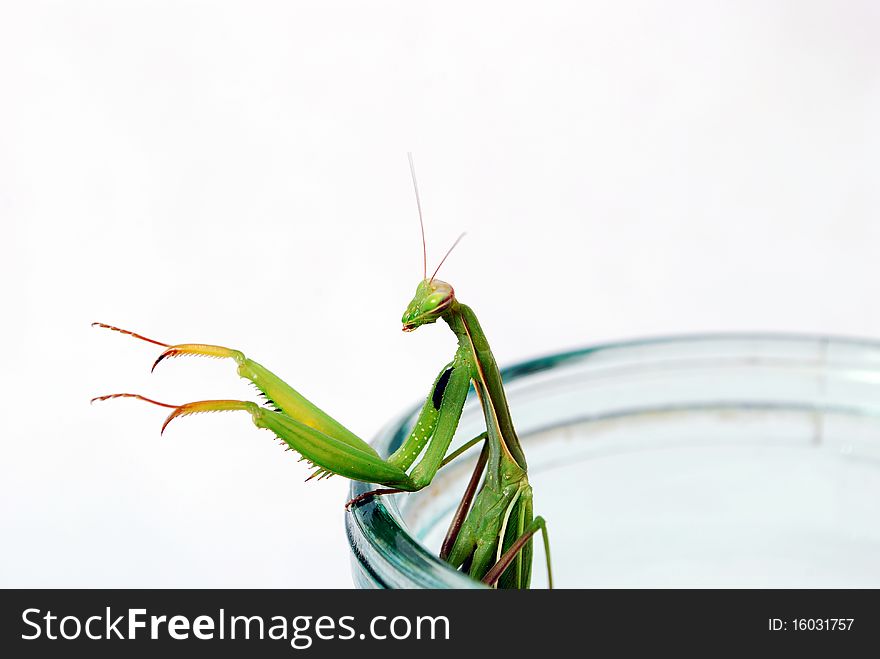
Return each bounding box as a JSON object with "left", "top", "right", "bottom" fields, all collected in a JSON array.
[{"left": 402, "top": 279, "right": 455, "bottom": 331}]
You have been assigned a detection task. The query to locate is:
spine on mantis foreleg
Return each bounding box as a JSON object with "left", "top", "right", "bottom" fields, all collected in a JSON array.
[{"left": 249, "top": 404, "right": 413, "bottom": 485}]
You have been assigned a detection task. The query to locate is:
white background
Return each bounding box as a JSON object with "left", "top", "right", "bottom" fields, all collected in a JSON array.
[{"left": 1, "top": 1, "right": 878, "bottom": 587}]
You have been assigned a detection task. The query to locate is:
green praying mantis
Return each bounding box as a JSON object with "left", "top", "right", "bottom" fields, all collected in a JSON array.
[{"left": 92, "top": 155, "right": 552, "bottom": 589}]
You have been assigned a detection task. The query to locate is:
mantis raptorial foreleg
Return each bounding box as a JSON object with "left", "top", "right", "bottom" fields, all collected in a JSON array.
[{"left": 92, "top": 323, "right": 471, "bottom": 492}]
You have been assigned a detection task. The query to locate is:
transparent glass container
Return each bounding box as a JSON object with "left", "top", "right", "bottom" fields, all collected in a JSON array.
[{"left": 346, "top": 334, "right": 880, "bottom": 588}]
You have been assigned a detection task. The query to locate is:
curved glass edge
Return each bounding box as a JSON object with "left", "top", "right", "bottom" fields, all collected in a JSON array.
[{"left": 346, "top": 332, "right": 880, "bottom": 589}]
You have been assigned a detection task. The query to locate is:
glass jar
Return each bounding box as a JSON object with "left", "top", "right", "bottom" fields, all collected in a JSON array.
[{"left": 346, "top": 334, "right": 880, "bottom": 588}]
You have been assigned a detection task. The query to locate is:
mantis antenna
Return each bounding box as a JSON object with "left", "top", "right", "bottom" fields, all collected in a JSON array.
[
  {"left": 430, "top": 232, "right": 466, "bottom": 283},
  {"left": 407, "top": 152, "right": 427, "bottom": 280},
  {"left": 407, "top": 154, "right": 467, "bottom": 283}
]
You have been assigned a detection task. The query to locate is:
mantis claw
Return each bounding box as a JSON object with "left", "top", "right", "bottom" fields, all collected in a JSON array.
[
  {"left": 90, "top": 393, "right": 257, "bottom": 435},
  {"left": 343, "top": 488, "right": 405, "bottom": 510},
  {"left": 158, "top": 400, "right": 257, "bottom": 435},
  {"left": 152, "top": 345, "right": 245, "bottom": 373},
  {"left": 91, "top": 322, "right": 244, "bottom": 372}
]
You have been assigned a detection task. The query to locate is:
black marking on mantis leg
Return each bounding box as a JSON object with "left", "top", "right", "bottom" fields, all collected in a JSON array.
[{"left": 432, "top": 367, "right": 454, "bottom": 410}]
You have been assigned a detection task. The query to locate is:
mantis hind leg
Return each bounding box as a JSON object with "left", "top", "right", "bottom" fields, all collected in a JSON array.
[
  {"left": 483, "top": 491, "right": 553, "bottom": 589},
  {"left": 440, "top": 437, "right": 489, "bottom": 560}
]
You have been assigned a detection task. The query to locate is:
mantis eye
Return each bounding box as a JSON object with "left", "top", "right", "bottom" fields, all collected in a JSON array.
[{"left": 421, "top": 292, "right": 446, "bottom": 312}]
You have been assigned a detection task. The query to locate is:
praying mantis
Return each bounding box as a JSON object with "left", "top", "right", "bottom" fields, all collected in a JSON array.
[{"left": 92, "top": 155, "right": 552, "bottom": 589}]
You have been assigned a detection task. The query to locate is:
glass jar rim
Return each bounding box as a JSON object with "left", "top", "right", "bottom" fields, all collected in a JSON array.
[{"left": 345, "top": 331, "right": 880, "bottom": 588}]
